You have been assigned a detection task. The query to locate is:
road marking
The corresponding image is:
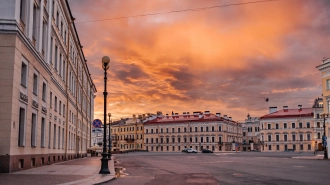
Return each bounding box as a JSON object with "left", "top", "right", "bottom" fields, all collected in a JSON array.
[
  {"left": 292, "top": 166, "right": 304, "bottom": 168},
  {"left": 215, "top": 153, "right": 235, "bottom": 155}
]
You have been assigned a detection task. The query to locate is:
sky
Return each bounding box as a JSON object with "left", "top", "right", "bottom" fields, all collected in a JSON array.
[{"left": 68, "top": 0, "right": 330, "bottom": 122}]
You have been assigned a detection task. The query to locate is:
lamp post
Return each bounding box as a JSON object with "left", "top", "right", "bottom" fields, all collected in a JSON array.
[
  {"left": 99, "top": 56, "right": 110, "bottom": 174},
  {"left": 108, "top": 113, "right": 112, "bottom": 160},
  {"left": 320, "top": 113, "right": 328, "bottom": 160}
]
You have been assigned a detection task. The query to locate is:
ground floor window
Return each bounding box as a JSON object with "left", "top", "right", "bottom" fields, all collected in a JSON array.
[
  {"left": 146, "top": 146, "right": 148, "bottom": 151},
  {"left": 276, "top": 145, "right": 279, "bottom": 150},
  {"left": 219, "top": 146, "right": 222, "bottom": 151},
  {"left": 195, "top": 146, "right": 198, "bottom": 150},
  {"left": 172, "top": 146, "right": 174, "bottom": 151},
  {"left": 178, "top": 146, "right": 180, "bottom": 151},
  {"left": 268, "top": 145, "right": 271, "bottom": 150},
  {"left": 212, "top": 146, "right": 215, "bottom": 151},
  {"left": 161, "top": 146, "right": 163, "bottom": 151},
  {"left": 293, "top": 144, "right": 296, "bottom": 151},
  {"left": 300, "top": 144, "right": 304, "bottom": 150},
  {"left": 284, "top": 144, "right": 287, "bottom": 151},
  {"left": 201, "top": 146, "right": 203, "bottom": 150},
  {"left": 166, "top": 146, "right": 169, "bottom": 151},
  {"left": 308, "top": 144, "right": 311, "bottom": 150}
]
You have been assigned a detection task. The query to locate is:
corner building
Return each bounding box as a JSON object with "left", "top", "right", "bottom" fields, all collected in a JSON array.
[
  {"left": 0, "top": 0, "right": 96, "bottom": 172},
  {"left": 260, "top": 103, "right": 323, "bottom": 152},
  {"left": 144, "top": 111, "right": 242, "bottom": 152}
]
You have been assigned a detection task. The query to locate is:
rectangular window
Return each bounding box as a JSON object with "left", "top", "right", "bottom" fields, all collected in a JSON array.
[
  {"left": 50, "top": 92, "right": 52, "bottom": 108},
  {"left": 284, "top": 144, "right": 288, "bottom": 151},
  {"left": 18, "top": 108, "right": 26, "bottom": 146},
  {"left": 308, "top": 144, "right": 311, "bottom": 150},
  {"left": 292, "top": 135, "right": 296, "bottom": 141},
  {"left": 268, "top": 135, "right": 271, "bottom": 141},
  {"left": 52, "top": 0, "right": 55, "bottom": 16},
  {"left": 53, "top": 124, "right": 56, "bottom": 148},
  {"left": 284, "top": 123, "right": 287, "bottom": 129},
  {"left": 178, "top": 128, "right": 180, "bottom": 133},
  {"left": 201, "top": 137, "right": 204, "bottom": 143},
  {"left": 63, "top": 104, "right": 65, "bottom": 117},
  {"left": 50, "top": 37, "right": 53, "bottom": 63},
  {"left": 59, "top": 101, "right": 62, "bottom": 115},
  {"left": 48, "top": 122, "right": 51, "bottom": 148},
  {"left": 41, "top": 117, "right": 45, "bottom": 147},
  {"left": 58, "top": 126, "right": 60, "bottom": 149},
  {"left": 63, "top": 60, "right": 66, "bottom": 81},
  {"left": 201, "top": 127, "right": 204, "bottom": 132},
  {"left": 276, "top": 145, "right": 279, "bottom": 150},
  {"left": 56, "top": 11, "right": 59, "bottom": 26},
  {"left": 276, "top": 124, "right": 279, "bottom": 129},
  {"left": 307, "top": 122, "right": 310, "bottom": 128},
  {"left": 276, "top": 135, "right": 279, "bottom": 141},
  {"left": 166, "top": 128, "right": 168, "bottom": 133},
  {"left": 195, "top": 127, "right": 197, "bottom": 132},
  {"left": 327, "top": 79, "right": 330, "bottom": 90},
  {"left": 300, "top": 144, "right": 303, "bottom": 150},
  {"left": 146, "top": 129, "right": 148, "bottom": 134},
  {"left": 195, "top": 137, "right": 198, "bottom": 142},
  {"left": 62, "top": 128, "right": 64, "bottom": 149},
  {"left": 42, "top": 83, "right": 46, "bottom": 101},
  {"left": 33, "top": 74, "right": 38, "bottom": 95},
  {"left": 42, "top": 21, "right": 47, "bottom": 55},
  {"left": 284, "top": 135, "right": 287, "bottom": 141},
  {"left": 267, "top": 124, "right": 271, "bottom": 129},
  {"left": 293, "top": 144, "right": 296, "bottom": 151},
  {"left": 243, "top": 132, "right": 246, "bottom": 136},
  {"left": 300, "top": 134, "right": 303, "bottom": 141},
  {"left": 31, "top": 113, "right": 37, "bottom": 147},
  {"left": 292, "top": 123, "right": 295, "bottom": 128},
  {"left": 32, "top": 4, "right": 38, "bottom": 43},
  {"left": 172, "top": 128, "right": 174, "bottom": 133},
  {"left": 219, "top": 126, "right": 222, "bottom": 131},
  {"left": 55, "top": 96, "right": 57, "bottom": 111},
  {"left": 20, "top": 0, "right": 27, "bottom": 24},
  {"left": 206, "top": 127, "right": 209, "bottom": 132},
  {"left": 59, "top": 54, "right": 62, "bottom": 76},
  {"left": 299, "top": 122, "right": 302, "bottom": 128},
  {"left": 268, "top": 145, "right": 271, "bottom": 150},
  {"left": 21, "top": 62, "right": 28, "bottom": 87},
  {"left": 307, "top": 133, "right": 311, "bottom": 140},
  {"left": 219, "top": 137, "right": 222, "bottom": 143},
  {"left": 55, "top": 45, "right": 58, "bottom": 70}
]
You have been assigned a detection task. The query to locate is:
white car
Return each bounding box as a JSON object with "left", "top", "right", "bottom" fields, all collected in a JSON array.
[{"left": 186, "top": 148, "right": 198, "bottom": 153}]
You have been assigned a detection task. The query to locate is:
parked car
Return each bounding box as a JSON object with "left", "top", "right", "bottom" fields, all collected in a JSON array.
[
  {"left": 202, "top": 149, "right": 213, "bottom": 153},
  {"left": 182, "top": 148, "right": 189, "bottom": 153},
  {"left": 186, "top": 148, "right": 198, "bottom": 153}
]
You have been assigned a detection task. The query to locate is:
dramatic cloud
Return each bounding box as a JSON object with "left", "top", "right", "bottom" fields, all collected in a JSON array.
[{"left": 68, "top": 0, "right": 330, "bottom": 121}]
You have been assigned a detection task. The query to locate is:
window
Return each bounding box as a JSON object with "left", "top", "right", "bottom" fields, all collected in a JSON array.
[
  {"left": 59, "top": 54, "right": 62, "bottom": 76},
  {"left": 307, "top": 122, "right": 310, "bottom": 128},
  {"left": 268, "top": 145, "right": 271, "bottom": 150},
  {"left": 219, "top": 137, "right": 222, "bottom": 143},
  {"left": 293, "top": 144, "right": 296, "bottom": 151},
  {"left": 190, "top": 127, "right": 192, "bottom": 132},
  {"left": 299, "top": 122, "right": 302, "bottom": 128},
  {"left": 41, "top": 117, "right": 45, "bottom": 147},
  {"left": 243, "top": 132, "right": 246, "bottom": 136},
  {"left": 184, "top": 127, "right": 186, "bottom": 132},
  {"left": 276, "top": 135, "right": 279, "bottom": 141},
  {"left": 317, "top": 122, "right": 320, "bottom": 128},
  {"left": 300, "top": 134, "right": 303, "bottom": 141},
  {"left": 172, "top": 138, "right": 175, "bottom": 143},
  {"left": 276, "top": 145, "right": 279, "bottom": 150},
  {"left": 201, "top": 127, "right": 204, "bottom": 132},
  {"left": 31, "top": 113, "right": 37, "bottom": 147},
  {"left": 206, "top": 127, "right": 209, "bottom": 132},
  {"left": 284, "top": 123, "right": 287, "bottom": 129},
  {"left": 52, "top": 0, "right": 55, "bottom": 16},
  {"left": 212, "top": 137, "right": 215, "bottom": 142},
  {"left": 178, "top": 128, "right": 180, "bottom": 133},
  {"left": 48, "top": 122, "right": 51, "bottom": 148},
  {"left": 18, "top": 108, "right": 26, "bottom": 146},
  {"left": 63, "top": 60, "right": 66, "bottom": 81},
  {"left": 56, "top": 11, "right": 59, "bottom": 26},
  {"left": 318, "top": 132, "right": 321, "bottom": 139},
  {"left": 284, "top": 135, "right": 288, "bottom": 141},
  {"left": 60, "top": 21, "right": 63, "bottom": 36},
  {"left": 58, "top": 126, "right": 60, "bottom": 149},
  {"left": 212, "top": 126, "right": 214, "bottom": 131},
  {"left": 195, "top": 127, "right": 197, "bottom": 132},
  {"left": 20, "top": 0, "right": 27, "bottom": 24},
  {"left": 268, "top": 135, "right": 271, "bottom": 141},
  {"left": 195, "top": 137, "right": 198, "bottom": 142},
  {"left": 50, "top": 92, "right": 52, "bottom": 108},
  {"left": 55, "top": 45, "right": 58, "bottom": 70},
  {"left": 201, "top": 137, "right": 204, "bottom": 142},
  {"left": 21, "top": 62, "right": 28, "bottom": 87},
  {"left": 33, "top": 74, "right": 38, "bottom": 95},
  {"left": 275, "top": 124, "right": 279, "bottom": 129},
  {"left": 308, "top": 144, "right": 311, "bottom": 150},
  {"left": 300, "top": 144, "right": 303, "bottom": 150},
  {"left": 292, "top": 134, "right": 296, "bottom": 141},
  {"left": 42, "top": 83, "right": 46, "bottom": 101},
  {"left": 42, "top": 21, "right": 47, "bottom": 55},
  {"left": 327, "top": 79, "right": 330, "bottom": 90},
  {"left": 151, "top": 129, "right": 153, "bottom": 134},
  {"left": 292, "top": 123, "right": 295, "bottom": 128},
  {"left": 32, "top": 3, "right": 39, "bottom": 43},
  {"left": 55, "top": 96, "right": 57, "bottom": 111},
  {"left": 307, "top": 133, "right": 311, "bottom": 140},
  {"left": 172, "top": 128, "right": 174, "bottom": 133},
  {"left": 219, "top": 126, "right": 222, "bottom": 131},
  {"left": 166, "top": 128, "right": 168, "bottom": 133},
  {"left": 284, "top": 144, "right": 288, "bottom": 151},
  {"left": 146, "top": 129, "right": 148, "bottom": 134},
  {"left": 63, "top": 104, "right": 65, "bottom": 117},
  {"left": 59, "top": 101, "right": 62, "bottom": 115},
  {"left": 267, "top": 124, "right": 271, "bottom": 129},
  {"left": 161, "top": 128, "right": 163, "bottom": 133},
  {"left": 53, "top": 124, "right": 56, "bottom": 148}
]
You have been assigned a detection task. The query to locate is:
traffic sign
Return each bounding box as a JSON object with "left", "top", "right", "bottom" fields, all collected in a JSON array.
[{"left": 93, "top": 119, "right": 102, "bottom": 128}]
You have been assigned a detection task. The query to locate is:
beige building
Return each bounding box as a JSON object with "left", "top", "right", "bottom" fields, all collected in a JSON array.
[
  {"left": 111, "top": 115, "right": 144, "bottom": 152},
  {"left": 260, "top": 102, "right": 323, "bottom": 152},
  {"left": 0, "top": 0, "right": 96, "bottom": 172},
  {"left": 241, "top": 115, "right": 261, "bottom": 151},
  {"left": 144, "top": 111, "right": 242, "bottom": 152}
]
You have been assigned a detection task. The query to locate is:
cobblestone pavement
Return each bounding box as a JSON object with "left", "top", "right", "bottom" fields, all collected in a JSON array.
[{"left": 102, "top": 152, "right": 330, "bottom": 185}]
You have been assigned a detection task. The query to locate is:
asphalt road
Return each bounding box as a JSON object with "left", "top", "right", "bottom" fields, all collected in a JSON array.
[{"left": 103, "top": 152, "right": 330, "bottom": 185}]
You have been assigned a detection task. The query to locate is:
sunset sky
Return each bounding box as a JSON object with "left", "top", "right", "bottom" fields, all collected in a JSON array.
[{"left": 68, "top": 0, "right": 330, "bottom": 121}]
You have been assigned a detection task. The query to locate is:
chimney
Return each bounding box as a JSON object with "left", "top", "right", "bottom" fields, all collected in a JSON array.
[
  {"left": 229, "top": 117, "right": 232, "bottom": 121},
  {"left": 142, "top": 114, "right": 145, "bottom": 119},
  {"left": 175, "top": 113, "right": 179, "bottom": 115},
  {"left": 133, "top": 114, "right": 136, "bottom": 121},
  {"left": 298, "top": 105, "right": 302, "bottom": 109},
  {"left": 166, "top": 114, "right": 169, "bottom": 116},
  {"left": 269, "top": 107, "right": 277, "bottom": 114},
  {"left": 223, "top": 115, "right": 228, "bottom": 119},
  {"left": 216, "top": 113, "right": 221, "bottom": 117},
  {"left": 187, "top": 112, "right": 190, "bottom": 115},
  {"left": 183, "top": 112, "right": 186, "bottom": 115},
  {"left": 204, "top": 111, "right": 210, "bottom": 114},
  {"left": 283, "top": 106, "right": 288, "bottom": 112}
]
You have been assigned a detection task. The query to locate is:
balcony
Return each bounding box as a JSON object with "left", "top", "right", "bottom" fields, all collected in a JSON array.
[{"left": 125, "top": 138, "right": 135, "bottom": 142}]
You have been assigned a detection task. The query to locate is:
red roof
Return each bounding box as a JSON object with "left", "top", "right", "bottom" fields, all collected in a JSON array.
[
  {"left": 144, "top": 113, "right": 237, "bottom": 125},
  {"left": 260, "top": 108, "right": 313, "bottom": 119}
]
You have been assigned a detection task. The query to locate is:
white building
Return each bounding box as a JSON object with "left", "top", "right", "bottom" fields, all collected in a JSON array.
[{"left": 0, "top": 0, "right": 96, "bottom": 172}]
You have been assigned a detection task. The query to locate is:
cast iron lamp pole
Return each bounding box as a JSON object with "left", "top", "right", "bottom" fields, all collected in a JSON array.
[
  {"left": 99, "top": 56, "right": 110, "bottom": 174},
  {"left": 321, "top": 113, "right": 328, "bottom": 160},
  {"left": 108, "top": 113, "right": 112, "bottom": 160}
]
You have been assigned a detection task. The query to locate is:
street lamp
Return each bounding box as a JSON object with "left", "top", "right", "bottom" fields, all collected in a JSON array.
[
  {"left": 108, "top": 113, "right": 112, "bottom": 160},
  {"left": 320, "top": 113, "right": 329, "bottom": 160},
  {"left": 99, "top": 56, "right": 110, "bottom": 174}
]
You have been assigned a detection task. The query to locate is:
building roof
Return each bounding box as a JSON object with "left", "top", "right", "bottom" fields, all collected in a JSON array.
[
  {"left": 260, "top": 108, "right": 313, "bottom": 119},
  {"left": 144, "top": 113, "right": 237, "bottom": 125}
]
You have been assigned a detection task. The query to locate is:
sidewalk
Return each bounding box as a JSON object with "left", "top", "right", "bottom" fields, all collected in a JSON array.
[{"left": 0, "top": 157, "right": 115, "bottom": 185}]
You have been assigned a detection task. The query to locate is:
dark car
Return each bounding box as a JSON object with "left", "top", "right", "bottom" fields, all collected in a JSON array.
[
  {"left": 182, "top": 148, "right": 189, "bottom": 153},
  {"left": 202, "top": 149, "right": 213, "bottom": 153}
]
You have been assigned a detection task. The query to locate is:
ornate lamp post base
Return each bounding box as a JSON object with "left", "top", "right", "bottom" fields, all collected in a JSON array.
[{"left": 99, "top": 153, "right": 110, "bottom": 174}]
